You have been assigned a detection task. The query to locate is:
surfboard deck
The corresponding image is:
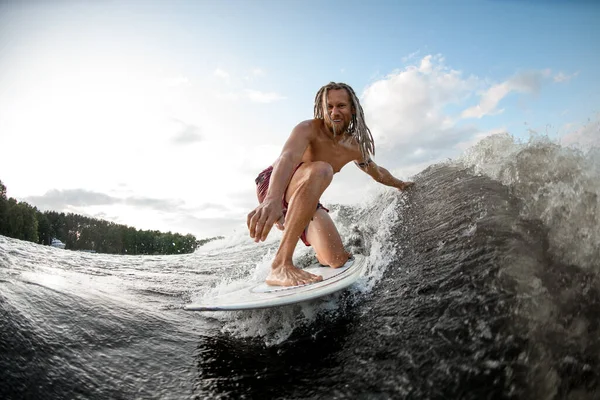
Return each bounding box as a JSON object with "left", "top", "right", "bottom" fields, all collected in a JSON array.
[{"left": 184, "top": 254, "right": 367, "bottom": 311}]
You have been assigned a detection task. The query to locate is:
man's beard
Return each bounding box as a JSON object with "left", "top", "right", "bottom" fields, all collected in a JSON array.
[{"left": 329, "top": 116, "right": 348, "bottom": 136}]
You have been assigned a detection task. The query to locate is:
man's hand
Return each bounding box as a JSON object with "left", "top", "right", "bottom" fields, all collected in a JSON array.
[
  {"left": 247, "top": 199, "right": 284, "bottom": 242},
  {"left": 397, "top": 181, "right": 414, "bottom": 191}
]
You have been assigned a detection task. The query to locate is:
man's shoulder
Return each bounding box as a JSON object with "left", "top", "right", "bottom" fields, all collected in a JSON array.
[
  {"left": 293, "top": 119, "right": 325, "bottom": 135},
  {"left": 296, "top": 118, "right": 323, "bottom": 128}
]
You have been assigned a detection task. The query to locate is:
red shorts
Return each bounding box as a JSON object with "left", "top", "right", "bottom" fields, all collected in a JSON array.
[{"left": 255, "top": 164, "right": 329, "bottom": 246}]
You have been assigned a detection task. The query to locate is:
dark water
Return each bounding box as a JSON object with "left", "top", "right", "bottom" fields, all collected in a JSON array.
[{"left": 1, "top": 134, "right": 598, "bottom": 399}]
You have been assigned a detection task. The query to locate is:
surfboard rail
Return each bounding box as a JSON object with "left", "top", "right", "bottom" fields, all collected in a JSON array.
[{"left": 184, "top": 254, "right": 367, "bottom": 311}]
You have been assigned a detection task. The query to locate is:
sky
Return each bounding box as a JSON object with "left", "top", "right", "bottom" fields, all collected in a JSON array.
[{"left": 0, "top": 0, "right": 598, "bottom": 239}]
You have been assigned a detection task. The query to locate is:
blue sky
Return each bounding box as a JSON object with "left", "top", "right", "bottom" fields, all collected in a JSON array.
[{"left": 0, "top": 0, "right": 598, "bottom": 238}]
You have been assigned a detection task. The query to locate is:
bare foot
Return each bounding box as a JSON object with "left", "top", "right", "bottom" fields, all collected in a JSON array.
[{"left": 266, "top": 264, "right": 323, "bottom": 287}]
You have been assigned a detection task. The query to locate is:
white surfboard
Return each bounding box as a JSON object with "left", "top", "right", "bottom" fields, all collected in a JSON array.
[{"left": 184, "top": 254, "right": 367, "bottom": 311}]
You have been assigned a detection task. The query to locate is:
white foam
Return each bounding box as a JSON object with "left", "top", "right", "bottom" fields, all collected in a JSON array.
[
  {"left": 458, "top": 132, "right": 600, "bottom": 270},
  {"left": 197, "top": 186, "right": 409, "bottom": 345},
  {"left": 194, "top": 226, "right": 283, "bottom": 255}
]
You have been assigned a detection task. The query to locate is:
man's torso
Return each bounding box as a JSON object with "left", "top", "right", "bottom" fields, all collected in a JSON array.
[{"left": 300, "top": 119, "right": 362, "bottom": 173}]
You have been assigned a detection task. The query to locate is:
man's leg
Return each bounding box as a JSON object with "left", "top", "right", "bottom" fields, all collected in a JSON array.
[
  {"left": 305, "top": 209, "right": 350, "bottom": 268},
  {"left": 266, "top": 161, "right": 333, "bottom": 286}
]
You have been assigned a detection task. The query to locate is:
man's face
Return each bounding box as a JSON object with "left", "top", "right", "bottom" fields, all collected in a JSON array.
[{"left": 324, "top": 89, "right": 354, "bottom": 135}]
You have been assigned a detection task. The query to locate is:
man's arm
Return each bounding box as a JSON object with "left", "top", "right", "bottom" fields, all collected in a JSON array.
[
  {"left": 355, "top": 158, "right": 414, "bottom": 190},
  {"left": 247, "top": 121, "right": 313, "bottom": 242},
  {"left": 264, "top": 123, "right": 312, "bottom": 204}
]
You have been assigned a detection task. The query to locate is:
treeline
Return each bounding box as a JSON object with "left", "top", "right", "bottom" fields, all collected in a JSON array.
[{"left": 0, "top": 180, "right": 223, "bottom": 255}]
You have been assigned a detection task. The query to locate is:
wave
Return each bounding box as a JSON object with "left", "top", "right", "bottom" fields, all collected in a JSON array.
[{"left": 1, "top": 133, "right": 598, "bottom": 399}]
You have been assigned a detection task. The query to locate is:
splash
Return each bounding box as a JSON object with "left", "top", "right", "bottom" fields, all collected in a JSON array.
[
  {"left": 458, "top": 133, "right": 600, "bottom": 271},
  {"left": 200, "top": 188, "right": 409, "bottom": 345}
]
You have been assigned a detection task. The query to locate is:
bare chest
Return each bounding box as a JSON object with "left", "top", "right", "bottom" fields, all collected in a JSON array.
[{"left": 303, "top": 135, "right": 361, "bottom": 173}]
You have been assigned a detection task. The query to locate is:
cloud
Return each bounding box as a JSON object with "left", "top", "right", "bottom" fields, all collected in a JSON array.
[
  {"left": 461, "top": 70, "right": 547, "bottom": 119},
  {"left": 22, "top": 187, "right": 246, "bottom": 237},
  {"left": 553, "top": 71, "right": 579, "bottom": 83},
  {"left": 168, "top": 214, "right": 246, "bottom": 238},
  {"left": 210, "top": 68, "right": 284, "bottom": 103},
  {"left": 214, "top": 89, "right": 286, "bottom": 104},
  {"left": 362, "top": 54, "right": 477, "bottom": 151},
  {"left": 215, "top": 91, "right": 242, "bottom": 101},
  {"left": 124, "top": 197, "right": 185, "bottom": 212},
  {"left": 92, "top": 211, "right": 109, "bottom": 220},
  {"left": 244, "top": 68, "right": 267, "bottom": 82},
  {"left": 163, "top": 75, "right": 190, "bottom": 87},
  {"left": 171, "top": 119, "right": 203, "bottom": 145},
  {"left": 195, "top": 202, "right": 232, "bottom": 212},
  {"left": 25, "top": 189, "right": 117, "bottom": 208},
  {"left": 244, "top": 89, "right": 286, "bottom": 103},
  {"left": 214, "top": 68, "right": 230, "bottom": 81},
  {"left": 402, "top": 50, "right": 421, "bottom": 63},
  {"left": 24, "top": 189, "right": 189, "bottom": 213},
  {"left": 359, "top": 55, "right": 554, "bottom": 175},
  {"left": 561, "top": 116, "right": 600, "bottom": 149}
]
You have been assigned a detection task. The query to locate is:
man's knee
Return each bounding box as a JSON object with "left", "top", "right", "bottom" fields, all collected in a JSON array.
[
  {"left": 318, "top": 252, "right": 348, "bottom": 269},
  {"left": 306, "top": 161, "right": 334, "bottom": 184}
]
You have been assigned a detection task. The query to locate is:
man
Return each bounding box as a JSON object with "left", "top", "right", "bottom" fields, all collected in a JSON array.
[{"left": 247, "top": 82, "right": 413, "bottom": 287}]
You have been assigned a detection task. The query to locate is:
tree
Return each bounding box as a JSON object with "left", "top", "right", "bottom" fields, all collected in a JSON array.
[
  {"left": 0, "top": 180, "right": 7, "bottom": 236},
  {"left": 0, "top": 178, "right": 207, "bottom": 255},
  {"left": 36, "top": 211, "right": 53, "bottom": 245},
  {"left": 20, "top": 202, "right": 39, "bottom": 242},
  {"left": 6, "top": 200, "right": 38, "bottom": 242}
]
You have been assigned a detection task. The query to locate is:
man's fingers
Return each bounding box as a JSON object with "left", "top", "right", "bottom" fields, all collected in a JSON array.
[
  {"left": 258, "top": 213, "right": 280, "bottom": 242},
  {"left": 248, "top": 209, "right": 263, "bottom": 239},
  {"left": 399, "top": 181, "right": 415, "bottom": 191},
  {"left": 253, "top": 212, "right": 268, "bottom": 241},
  {"left": 260, "top": 222, "right": 273, "bottom": 242},
  {"left": 275, "top": 215, "right": 285, "bottom": 231},
  {"left": 254, "top": 220, "right": 266, "bottom": 242},
  {"left": 247, "top": 204, "right": 284, "bottom": 242},
  {"left": 253, "top": 210, "right": 273, "bottom": 242},
  {"left": 247, "top": 210, "right": 256, "bottom": 230}
]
